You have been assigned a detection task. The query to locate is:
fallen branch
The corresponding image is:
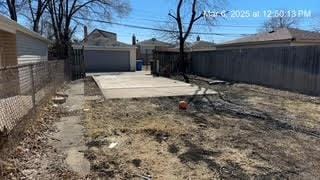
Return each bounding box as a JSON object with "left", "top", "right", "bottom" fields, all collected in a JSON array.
[{"left": 134, "top": 174, "right": 152, "bottom": 180}]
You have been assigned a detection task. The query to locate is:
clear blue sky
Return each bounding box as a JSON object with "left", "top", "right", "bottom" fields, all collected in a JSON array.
[
  {"left": 10, "top": 0, "right": 317, "bottom": 44},
  {"left": 84, "top": 0, "right": 318, "bottom": 44}
]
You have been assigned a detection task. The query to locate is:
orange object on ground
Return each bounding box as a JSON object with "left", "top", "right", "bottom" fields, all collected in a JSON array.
[{"left": 179, "top": 101, "right": 188, "bottom": 110}]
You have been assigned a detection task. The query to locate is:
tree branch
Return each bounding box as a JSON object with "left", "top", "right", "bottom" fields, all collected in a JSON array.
[
  {"left": 70, "top": 0, "right": 96, "bottom": 16},
  {"left": 194, "top": 13, "right": 203, "bottom": 22},
  {"left": 28, "top": 0, "right": 35, "bottom": 21},
  {"left": 183, "top": 0, "right": 197, "bottom": 40},
  {"left": 168, "top": 13, "right": 177, "bottom": 20},
  {"left": 176, "top": 0, "right": 183, "bottom": 42}
]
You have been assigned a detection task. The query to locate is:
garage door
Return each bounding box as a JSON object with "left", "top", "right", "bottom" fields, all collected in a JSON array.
[{"left": 84, "top": 50, "right": 130, "bottom": 72}]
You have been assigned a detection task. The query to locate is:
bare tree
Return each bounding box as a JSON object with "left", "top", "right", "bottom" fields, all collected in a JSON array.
[
  {"left": 6, "top": 0, "right": 17, "bottom": 20},
  {"left": 26, "top": 0, "right": 48, "bottom": 32},
  {"left": 313, "top": 17, "right": 320, "bottom": 32},
  {"left": 47, "top": 0, "right": 131, "bottom": 58},
  {"left": 0, "top": 0, "right": 25, "bottom": 21},
  {"left": 0, "top": 1, "right": 8, "bottom": 16},
  {"left": 1, "top": 0, "right": 57, "bottom": 40},
  {"left": 38, "top": 13, "right": 54, "bottom": 39},
  {"left": 167, "top": 0, "right": 223, "bottom": 82},
  {"left": 261, "top": 14, "right": 299, "bottom": 32}
]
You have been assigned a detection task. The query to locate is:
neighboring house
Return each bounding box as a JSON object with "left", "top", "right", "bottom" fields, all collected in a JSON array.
[
  {"left": 151, "top": 37, "right": 215, "bottom": 53},
  {"left": 137, "top": 38, "right": 171, "bottom": 64},
  {"left": 74, "top": 28, "right": 136, "bottom": 72},
  {"left": 0, "top": 15, "right": 50, "bottom": 67},
  {"left": 191, "top": 36, "right": 216, "bottom": 51},
  {"left": 217, "top": 28, "right": 320, "bottom": 50}
]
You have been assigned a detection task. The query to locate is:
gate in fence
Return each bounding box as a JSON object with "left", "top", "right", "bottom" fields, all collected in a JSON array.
[{"left": 69, "top": 47, "right": 85, "bottom": 80}]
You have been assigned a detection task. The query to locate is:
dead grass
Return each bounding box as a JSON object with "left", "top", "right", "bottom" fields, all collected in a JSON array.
[{"left": 84, "top": 76, "right": 320, "bottom": 179}]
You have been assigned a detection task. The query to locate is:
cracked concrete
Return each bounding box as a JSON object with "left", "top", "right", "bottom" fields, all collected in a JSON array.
[{"left": 49, "top": 80, "right": 90, "bottom": 176}]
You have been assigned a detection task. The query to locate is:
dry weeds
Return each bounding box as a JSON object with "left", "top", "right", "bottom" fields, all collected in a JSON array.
[{"left": 84, "top": 76, "right": 320, "bottom": 179}]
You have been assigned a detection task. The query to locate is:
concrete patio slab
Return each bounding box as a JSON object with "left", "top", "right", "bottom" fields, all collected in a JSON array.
[{"left": 91, "top": 72, "right": 217, "bottom": 99}]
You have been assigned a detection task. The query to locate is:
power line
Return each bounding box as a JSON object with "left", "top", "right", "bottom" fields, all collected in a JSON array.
[
  {"left": 91, "top": 10, "right": 263, "bottom": 28},
  {"left": 88, "top": 10, "right": 317, "bottom": 29},
  {"left": 71, "top": 10, "right": 259, "bottom": 29},
  {"left": 123, "top": 16, "right": 317, "bottom": 28},
  {"left": 69, "top": 7, "right": 317, "bottom": 29},
  {"left": 74, "top": 16, "right": 253, "bottom": 36}
]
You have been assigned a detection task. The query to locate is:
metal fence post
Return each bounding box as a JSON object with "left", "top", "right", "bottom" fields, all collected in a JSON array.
[{"left": 30, "top": 64, "right": 36, "bottom": 115}]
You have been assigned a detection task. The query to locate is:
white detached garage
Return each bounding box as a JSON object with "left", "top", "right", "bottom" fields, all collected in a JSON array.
[
  {"left": 74, "top": 28, "right": 136, "bottom": 72},
  {"left": 82, "top": 45, "right": 136, "bottom": 72}
]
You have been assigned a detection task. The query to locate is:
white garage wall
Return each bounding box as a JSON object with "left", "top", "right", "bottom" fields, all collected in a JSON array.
[
  {"left": 129, "top": 48, "right": 136, "bottom": 71},
  {"left": 82, "top": 46, "right": 137, "bottom": 71},
  {"left": 84, "top": 50, "right": 130, "bottom": 72},
  {"left": 16, "top": 31, "right": 48, "bottom": 64}
]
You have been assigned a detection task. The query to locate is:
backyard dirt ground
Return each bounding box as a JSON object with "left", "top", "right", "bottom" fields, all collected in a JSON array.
[
  {"left": 83, "top": 76, "right": 320, "bottom": 179},
  {"left": 1, "top": 75, "right": 320, "bottom": 179}
]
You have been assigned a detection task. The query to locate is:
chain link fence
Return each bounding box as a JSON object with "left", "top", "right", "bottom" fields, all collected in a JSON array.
[{"left": 0, "top": 60, "right": 67, "bottom": 134}]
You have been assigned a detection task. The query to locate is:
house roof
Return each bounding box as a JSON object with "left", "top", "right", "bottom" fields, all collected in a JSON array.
[
  {"left": 191, "top": 40, "right": 215, "bottom": 49},
  {"left": 109, "top": 41, "right": 132, "bottom": 47},
  {"left": 93, "top": 29, "right": 117, "bottom": 38},
  {"left": 220, "top": 28, "right": 320, "bottom": 46},
  {"left": 84, "top": 29, "right": 117, "bottom": 41},
  {"left": 82, "top": 28, "right": 132, "bottom": 48},
  {"left": 138, "top": 38, "right": 171, "bottom": 46},
  {"left": 83, "top": 39, "right": 132, "bottom": 47},
  {"left": 0, "top": 14, "right": 51, "bottom": 43}
]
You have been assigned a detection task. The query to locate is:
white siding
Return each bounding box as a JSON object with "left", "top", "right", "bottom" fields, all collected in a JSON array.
[
  {"left": 16, "top": 31, "right": 48, "bottom": 64},
  {"left": 16, "top": 31, "right": 49, "bottom": 94}
]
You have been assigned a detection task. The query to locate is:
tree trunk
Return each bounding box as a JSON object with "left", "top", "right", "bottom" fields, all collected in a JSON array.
[
  {"left": 179, "top": 39, "right": 189, "bottom": 83},
  {"left": 6, "top": 0, "right": 17, "bottom": 21},
  {"left": 179, "top": 39, "right": 184, "bottom": 72},
  {"left": 9, "top": 10, "right": 17, "bottom": 21},
  {"left": 33, "top": 17, "right": 40, "bottom": 32},
  {"left": 60, "top": 32, "right": 71, "bottom": 59}
]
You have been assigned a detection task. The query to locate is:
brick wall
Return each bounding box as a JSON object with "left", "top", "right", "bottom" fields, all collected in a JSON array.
[{"left": 0, "top": 30, "right": 17, "bottom": 67}]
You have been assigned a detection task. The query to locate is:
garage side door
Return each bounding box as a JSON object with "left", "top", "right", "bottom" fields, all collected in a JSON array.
[{"left": 84, "top": 50, "right": 130, "bottom": 72}]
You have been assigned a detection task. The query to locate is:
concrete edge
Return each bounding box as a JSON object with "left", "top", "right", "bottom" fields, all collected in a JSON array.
[{"left": 91, "top": 75, "right": 105, "bottom": 93}]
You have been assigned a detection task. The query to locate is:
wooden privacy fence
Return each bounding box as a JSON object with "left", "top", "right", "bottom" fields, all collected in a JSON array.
[
  {"left": 154, "top": 46, "right": 320, "bottom": 96},
  {"left": 152, "top": 51, "right": 191, "bottom": 75}
]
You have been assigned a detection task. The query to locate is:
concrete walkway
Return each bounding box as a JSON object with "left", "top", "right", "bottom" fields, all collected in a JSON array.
[
  {"left": 91, "top": 71, "right": 217, "bottom": 99},
  {"left": 48, "top": 80, "right": 90, "bottom": 176}
]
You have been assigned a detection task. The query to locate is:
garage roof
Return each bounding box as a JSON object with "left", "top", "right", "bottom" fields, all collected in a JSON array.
[
  {"left": 0, "top": 14, "right": 51, "bottom": 44},
  {"left": 219, "top": 28, "right": 320, "bottom": 46}
]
